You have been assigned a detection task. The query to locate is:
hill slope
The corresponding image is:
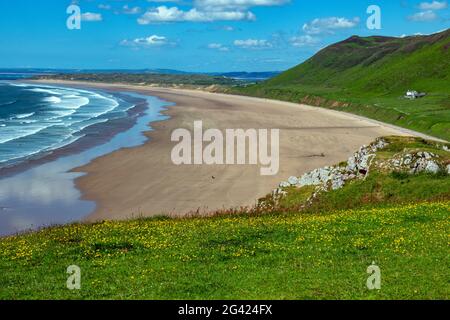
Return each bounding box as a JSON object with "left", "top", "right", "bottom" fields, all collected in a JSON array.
[
  {"left": 235, "top": 29, "right": 450, "bottom": 141},
  {"left": 0, "top": 136, "right": 449, "bottom": 299},
  {"left": 1, "top": 201, "right": 448, "bottom": 299}
]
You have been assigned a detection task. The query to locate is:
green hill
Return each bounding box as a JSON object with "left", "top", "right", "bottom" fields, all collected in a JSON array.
[{"left": 234, "top": 29, "right": 450, "bottom": 141}]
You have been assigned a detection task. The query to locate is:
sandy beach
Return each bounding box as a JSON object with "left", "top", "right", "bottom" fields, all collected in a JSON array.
[{"left": 30, "top": 80, "right": 431, "bottom": 222}]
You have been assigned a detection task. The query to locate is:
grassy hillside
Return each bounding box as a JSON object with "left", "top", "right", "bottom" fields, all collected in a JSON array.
[
  {"left": 234, "top": 29, "right": 450, "bottom": 141},
  {"left": 0, "top": 137, "right": 449, "bottom": 299},
  {"left": 0, "top": 202, "right": 448, "bottom": 300}
]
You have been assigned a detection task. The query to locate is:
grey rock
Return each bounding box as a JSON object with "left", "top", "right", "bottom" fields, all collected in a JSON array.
[
  {"left": 288, "top": 176, "right": 299, "bottom": 186},
  {"left": 279, "top": 181, "right": 290, "bottom": 188},
  {"left": 404, "top": 157, "right": 412, "bottom": 165},
  {"left": 412, "top": 158, "right": 428, "bottom": 173},
  {"left": 331, "top": 174, "right": 345, "bottom": 190},
  {"left": 425, "top": 161, "right": 440, "bottom": 174}
]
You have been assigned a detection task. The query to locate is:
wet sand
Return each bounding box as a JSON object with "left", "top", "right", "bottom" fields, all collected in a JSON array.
[{"left": 32, "top": 80, "right": 431, "bottom": 222}]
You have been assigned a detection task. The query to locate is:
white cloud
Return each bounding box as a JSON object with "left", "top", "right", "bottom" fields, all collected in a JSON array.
[
  {"left": 123, "top": 5, "right": 141, "bottom": 15},
  {"left": 81, "top": 12, "right": 102, "bottom": 22},
  {"left": 302, "top": 17, "right": 360, "bottom": 35},
  {"left": 194, "top": 0, "right": 289, "bottom": 10},
  {"left": 233, "top": 39, "right": 273, "bottom": 49},
  {"left": 138, "top": 0, "right": 289, "bottom": 23},
  {"left": 137, "top": 6, "right": 255, "bottom": 23},
  {"left": 207, "top": 43, "right": 230, "bottom": 51},
  {"left": 120, "top": 35, "right": 172, "bottom": 47},
  {"left": 418, "top": 1, "right": 448, "bottom": 10},
  {"left": 408, "top": 10, "right": 438, "bottom": 21},
  {"left": 290, "top": 35, "right": 319, "bottom": 47},
  {"left": 98, "top": 4, "right": 111, "bottom": 10}
]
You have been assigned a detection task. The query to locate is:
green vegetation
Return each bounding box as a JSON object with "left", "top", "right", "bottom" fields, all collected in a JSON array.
[
  {"left": 0, "top": 203, "right": 448, "bottom": 299},
  {"left": 0, "top": 137, "right": 448, "bottom": 299},
  {"left": 233, "top": 29, "right": 450, "bottom": 141},
  {"left": 36, "top": 72, "right": 243, "bottom": 87},
  {"left": 277, "top": 137, "right": 450, "bottom": 214}
]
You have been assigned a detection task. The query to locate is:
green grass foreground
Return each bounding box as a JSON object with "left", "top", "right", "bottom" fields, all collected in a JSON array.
[
  {"left": 1, "top": 137, "right": 448, "bottom": 300},
  {"left": 0, "top": 202, "right": 448, "bottom": 300}
]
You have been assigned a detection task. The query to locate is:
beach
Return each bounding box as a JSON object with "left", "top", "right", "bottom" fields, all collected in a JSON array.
[{"left": 25, "top": 80, "right": 428, "bottom": 222}]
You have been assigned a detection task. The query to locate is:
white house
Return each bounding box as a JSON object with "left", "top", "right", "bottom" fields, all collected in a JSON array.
[{"left": 405, "top": 90, "right": 426, "bottom": 99}]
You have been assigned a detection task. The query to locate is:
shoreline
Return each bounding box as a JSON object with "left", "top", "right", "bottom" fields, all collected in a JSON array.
[
  {"left": 0, "top": 87, "right": 149, "bottom": 179},
  {"left": 31, "top": 80, "right": 449, "bottom": 143},
  {"left": 0, "top": 83, "right": 171, "bottom": 236},
  {"left": 31, "top": 80, "right": 427, "bottom": 222}
]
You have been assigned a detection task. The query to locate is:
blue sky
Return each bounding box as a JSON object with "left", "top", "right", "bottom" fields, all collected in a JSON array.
[{"left": 0, "top": 0, "right": 449, "bottom": 72}]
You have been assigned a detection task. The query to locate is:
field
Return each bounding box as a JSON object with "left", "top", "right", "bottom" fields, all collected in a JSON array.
[
  {"left": 0, "top": 137, "right": 449, "bottom": 300},
  {"left": 0, "top": 202, "right": 448, "bottom": 300}
]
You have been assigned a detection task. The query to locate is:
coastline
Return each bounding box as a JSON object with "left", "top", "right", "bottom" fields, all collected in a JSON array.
[
  {"left": 0, "top": 87, "right": 149, "bottom": 179},
  {"left": 0, "top": 83, "right": 171, "bottom": 236},
  {"left": 30, "top": 80, "right": 424, "bottom": 222}
]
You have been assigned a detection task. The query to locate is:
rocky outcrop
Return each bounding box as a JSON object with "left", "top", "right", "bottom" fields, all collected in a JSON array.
[
  {"left": 269, "top": 138, "right": 389, "bottom": 205},
  {"left": 381, "top": 151, "right": 444, "bottom": 174},
  {"left": 268, "top": 138, "right": 449, "bottom": 208}
]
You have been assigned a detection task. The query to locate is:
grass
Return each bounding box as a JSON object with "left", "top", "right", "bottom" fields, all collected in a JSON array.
[
  {"left": 0, "top": 202, "right": 448, "bottom": 300},
  {"left": 0, "top": 137, "right": 449, "bottom": 300},
  {"left": 278, "top": 137, "right": 450, "bottom": 213},
  {"left": 235, "top": 85, "right": 450, "bottom": 141},
  {"left": 36, "top": 72, "right": 242, "bottom": 87},
  {"left": 233, "top": 30, "right": 450, "bottom": 141}
]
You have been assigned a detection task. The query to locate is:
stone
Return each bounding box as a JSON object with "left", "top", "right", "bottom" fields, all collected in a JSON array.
[
  {"left": 331, "top": 174, "right": 345, "bottom": 190},
  {"left": 346, "top": 157, "right": 357, "bottom": 172},
  {"left": 279, "top": 181, "right": 290, "bottom": 188},
  {"left": 275, "top": 138, "right": 388, "bottom": 197},
  {"left": 425, "top": 161, "right": 440, "bottom": 174},
  {"left": 403, "top": 156, "right": 412, "bottom": 165},
  {"left": 287, "top": 176, "right": 299, "bottom": 186},
  {"left": 359, "top": 154, "right": 371, "bottom": 170},
  {"left": 411, "top": 158, "right": 426, "bottom": 173},
  {"left": 299, "top": 167, "right": 332, "bottom": 186}
]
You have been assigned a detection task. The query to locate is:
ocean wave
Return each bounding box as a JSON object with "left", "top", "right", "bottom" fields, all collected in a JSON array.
[
  {"left": 14, "top": 112, "right": 35, "bottom": 119},
  {"left": 0, "top": 125, "right": 51, "bottom": 144},
  {"left": 0, "top": 100, "right": 17, "bottom": 107},
  {"left": 43, "top": 96, "right": 62, "bottom": 104},
  {"left": 74, "top": 118, "right": 109, "bottom": 132},
  {"left": 27, "top": 87, "right": 62, "bottom": 96},
  {"left": 5, "top": 83, "right": 29, "bottom": 87},
  {"left": 0, "top": 83, "right": 129, "bottom": 167},
  {"left": 45, "top": 96, "right": 90, "bottom": 121}
]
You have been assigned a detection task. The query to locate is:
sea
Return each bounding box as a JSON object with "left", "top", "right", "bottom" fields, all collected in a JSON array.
[
  {"left": 0, "top": 80, "right": 135, "bottom": 169},
  {"left": 0, "top": 74, "right": 171, "bottom": 236}
]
